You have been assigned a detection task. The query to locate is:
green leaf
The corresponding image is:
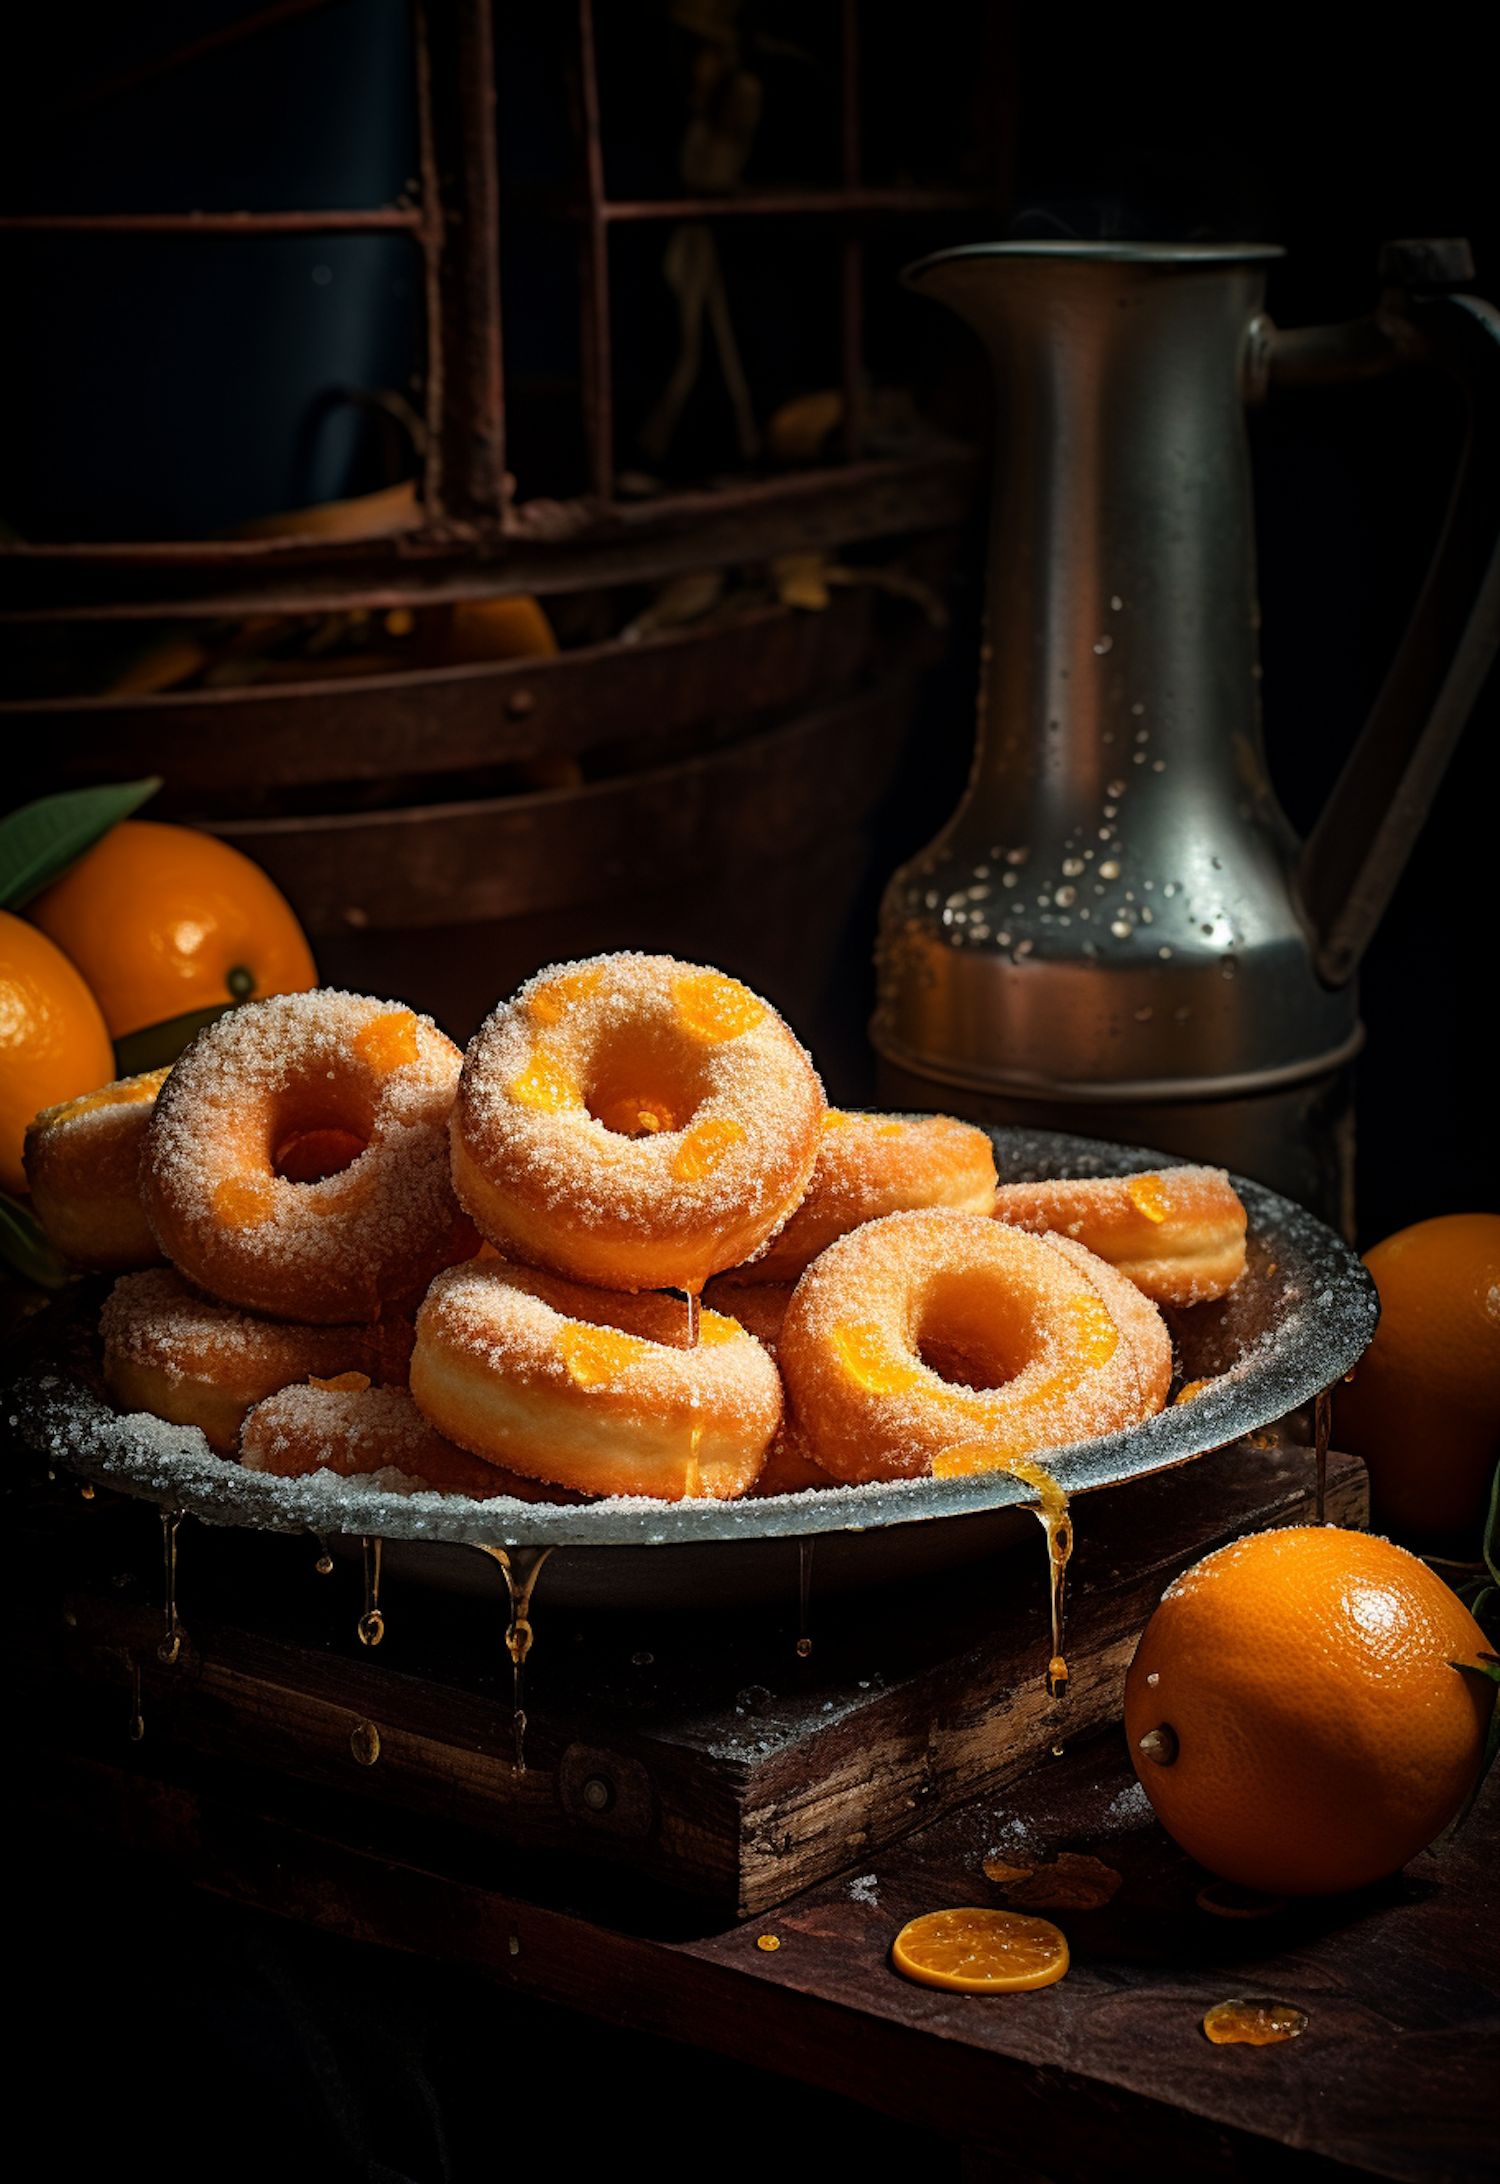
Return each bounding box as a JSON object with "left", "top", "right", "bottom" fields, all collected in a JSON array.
[
  {"left": 0, "top": 1191, "right": 71, "bottom": 1290},
  {"left": 1436, "top": 1650, "right": 1500, "bottom": 1850},
  {"left": 1481, "top": 1460, "right": 1500, "bottom": 1594},
  {"left": 0, "top": 778, "right": 161, "bottom": 910}
]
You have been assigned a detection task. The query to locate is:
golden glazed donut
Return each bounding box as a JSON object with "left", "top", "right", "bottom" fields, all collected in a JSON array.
[
  {"left": 992, "top": 1166, "right": 1247, "bottom": 1306},
  {"left": 24, "top": 1068, "right": 169, "bottom": 1272},
  {"left": 731, "top": 1109, "right": 997, "bottom": 1283},
  {"left": 702, "top": 1278, "right": 838, "bottom": 1495},
  {"left": 241, "top": 1379, "right": 583, "bottom": 1501},
  {"left": 451, "top": 954, "right": 825, "bottom": 1294},
  {"left": 777, "top": 1210, "right": 1171, "bottom": 1486},
  {"left": 101, "top": 1268, "right": 412, "bottom": 1454},
  {"left": 411, "top": 1257, "right": 783, "bottom": 1500},
  {"left": 142, "top": 990, "right": 473, "bottom": 1323}
]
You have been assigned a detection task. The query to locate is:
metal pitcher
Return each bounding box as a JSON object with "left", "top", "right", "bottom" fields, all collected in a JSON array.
[{"left": 873, "top": 240, "right": 1500, "bottom": 1229}]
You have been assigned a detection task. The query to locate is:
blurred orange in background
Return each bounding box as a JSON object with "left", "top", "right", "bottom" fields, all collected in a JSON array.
[
  {"left": 1334, "top": 1213, "right": 1500, "bottom": 1541},
  {"left": 0, "top": 910, "right": 115, "bottom": 1196}
]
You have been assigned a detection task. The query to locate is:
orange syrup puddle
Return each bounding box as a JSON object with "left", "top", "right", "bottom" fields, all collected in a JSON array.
[{"left": 1202, "top": 2000, "right": 1308, "bottom": 2046}]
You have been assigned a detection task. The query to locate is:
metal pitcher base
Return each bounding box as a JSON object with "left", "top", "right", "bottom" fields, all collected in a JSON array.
[{"left": 876, "top": 1056, "right": 1356, "bottom": 1239}]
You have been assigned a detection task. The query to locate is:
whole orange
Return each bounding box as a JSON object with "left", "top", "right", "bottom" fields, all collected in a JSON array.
[
  {"left": 1334, "top": 1213, "right": 1500, "bottom": 1540},
  {"left": 0, "top": 909, "right": 115, "bottom": 1196},
  {"left": 1124, "top": 1526, "right": 1493, "bottom": 1896},
  {"left": 27, "top": 820, "right": 317, "bottom": 1040}
]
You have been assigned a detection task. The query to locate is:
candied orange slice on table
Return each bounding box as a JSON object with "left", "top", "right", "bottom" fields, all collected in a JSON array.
[{"left": 891, "top": 1909, "right": 1069, "bottom": 1993}]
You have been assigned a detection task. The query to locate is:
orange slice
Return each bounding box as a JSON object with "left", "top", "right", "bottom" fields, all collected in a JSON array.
[{"left": 891, "top": 1908, "right": 1069, "bottom": 1993}]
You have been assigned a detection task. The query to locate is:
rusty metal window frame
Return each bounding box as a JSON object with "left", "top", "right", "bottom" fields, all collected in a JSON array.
[{"left": 0, "top": 0, "right": 990, "bottom": 621}]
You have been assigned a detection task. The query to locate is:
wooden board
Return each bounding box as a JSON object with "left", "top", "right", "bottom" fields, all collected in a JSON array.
[
  {"left": 14, "top": 1439, "right": 1365, "bottom": 1916},
  {"left": 20, "top": 1704, "right": 1496, "bottom": 2184}
]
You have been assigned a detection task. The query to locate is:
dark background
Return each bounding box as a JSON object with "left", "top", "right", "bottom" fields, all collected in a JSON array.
[{"left": 5, "top": 11, "right": 1497, "bottom": 2174}]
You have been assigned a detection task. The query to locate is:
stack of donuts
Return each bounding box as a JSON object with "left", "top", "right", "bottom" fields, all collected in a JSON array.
[{"left": 24, "top": 953, "right": 1249, "bottom": 1503}]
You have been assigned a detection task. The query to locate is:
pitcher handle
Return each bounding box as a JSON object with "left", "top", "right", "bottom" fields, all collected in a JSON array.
[{"left": 1269, "top": 241, "right": 1500, "bottom": 988}]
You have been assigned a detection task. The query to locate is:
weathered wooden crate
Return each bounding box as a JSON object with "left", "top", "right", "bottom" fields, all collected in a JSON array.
[{"left": 15, "top": 1440, "right": 1364, "bottom": 1917}]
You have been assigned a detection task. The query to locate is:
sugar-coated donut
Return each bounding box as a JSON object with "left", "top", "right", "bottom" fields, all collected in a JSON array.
[
  {"left": 777, "top": 1210, "right": 1171, "bottom": 1485},
  {"left": 241, "top": 1380, "right": 584, "bottom": 1500},
  {"left": 992, "top": 1166, "right": 1247, "bottom": 1306},
  {"left": 411, "top": 1257, "right": 783, "bottom": 1499},
  {"left": 702, "top": 1278, "right": 838, "bottom": 1495},
  {"left": 142, "top": 990, "right": 474, "bottom": 1323},
  {"left": 101, "top": 1268, "right": 413, "bottom": 1454},
  {"left": 451, "top": 954, "right": 825, "bottom": 1294},
  {"left": 24, "top": 1068, "right": 169, "bottom": 1272},
  {"left": 731, "top": 1109, "right": 997, "bottom": 1283}
]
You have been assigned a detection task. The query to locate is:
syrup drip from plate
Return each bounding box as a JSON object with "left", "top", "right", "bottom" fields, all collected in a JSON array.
[{"left": 471, "top": 1544, "right": 554, "bottom": 1774}]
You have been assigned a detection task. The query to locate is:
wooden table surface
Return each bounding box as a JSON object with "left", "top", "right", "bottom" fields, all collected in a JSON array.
[{"left": 23, "top": 1568, "right": 1498, "bottom": 2184}]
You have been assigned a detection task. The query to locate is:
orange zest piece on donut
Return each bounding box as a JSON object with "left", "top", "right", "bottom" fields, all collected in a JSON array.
[
  {"left": 558, "top": 1321, "right": 651, "bottom": 1388},
  {"left": 1175, "top": 1377, "right": 1215, "bottom": 1403},
  {"left": 697, "top": 1309, "right": 740, "bottom": 1346},
  {"left": 672, "top": 1116, "right": 747, "bottom": 1181},
  {"left": 352, "top": 1009, "right": 420, "bottom": 1073},
  {"left": 672, "top": 970, "right": 765, "bottom": 1042},
  {"left": 308, "top": 1371, "right": 371, "bottom": 1392},
  {"left": 597, "top": 1093, "right": 680, "bottom": 1137},
  {"left": 831, "top": 1321, "right": 925, "bottom": 1396},
  {"left": 1126, "top": 1172, "right": 1173, "bottom": 1224},
  {"left": 508, "top": 1050, "right": 579, "bottom": 1113},
  {"left": 525, "top": 965, "right": 603, "bottom": 1025},
  {"left": 212, "top": 1175, "right": 275, "bottom": 1227}
]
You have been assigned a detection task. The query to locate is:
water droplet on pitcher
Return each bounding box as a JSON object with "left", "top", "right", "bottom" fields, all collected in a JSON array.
[
  {"left": 1054, "top": 886, "right": 1076, "bottom": 907},
  {"left": 1111, "top": 919, "right": 1134, "bottom": 939},
  {"left": 1110, "top": 594, "right": 1123, "bottom": 611},
  {"left": 1093, "top": 635, "right": 1113, "bottom": 654},
  {"left": 1062, "top": 857, "right": 1084, "bottom": 877},
  {"left": 1107, "top": 779, "right": 1126, "bottom": 798},
  {"left": 1098, "top": 859, "right": 1121, "bottom": 880}
]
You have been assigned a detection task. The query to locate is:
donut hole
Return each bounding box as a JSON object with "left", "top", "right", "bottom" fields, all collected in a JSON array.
[
  {"left": 584, "top": 1030, "right": 711, "bottom": 1140},
  {"left": 273, "top": 1128, "right": 369, "bottom": 1184},
  {"left": 915, "top": 1273, "right": 1046, "bottom": 1392}
]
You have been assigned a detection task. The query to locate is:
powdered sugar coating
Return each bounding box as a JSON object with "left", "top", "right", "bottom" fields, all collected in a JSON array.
[
  {"left": 993, "top": 1165, "right": 1247, "bottom": 1306},
  {"left": 24, "top": 1068, "right": 168, "bottom": 1273},
  {"left": 241, "top": 1382, "right": 583, "bottom": 1502},
  {"left": 100, "top": 1267, "right": 407, "bottom": 1452},
  {"left": 142, "top": 989, "right": 468, "bottom": 1322},
  {"left": 412, "top": 1254, "right": 782, "bottom": 1499},
  {"left": 778, "top": 1209, "right": 1171, "bottom": 1483},
  {"left": 734, "top": 1109, "right": 997, "bottom": 1283},
  {"left": 452, "top": 953, "right": 825, "bottom": 1293},
  {"left": 703, "top": 1277, "right": 837, "bottom": 1494}
]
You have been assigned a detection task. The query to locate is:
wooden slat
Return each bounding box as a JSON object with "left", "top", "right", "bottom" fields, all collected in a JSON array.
[
  {"left": 200, "top": 676, "right": 915, "bottom": 933},
  {"left": 2, "top": 592, "right": 875, "bottom": 794}
]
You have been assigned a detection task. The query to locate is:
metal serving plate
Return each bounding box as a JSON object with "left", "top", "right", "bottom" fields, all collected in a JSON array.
[{"left": 7, "top": 1128, "right": 1377, "bottom": 1610}]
